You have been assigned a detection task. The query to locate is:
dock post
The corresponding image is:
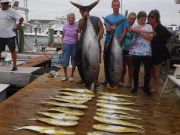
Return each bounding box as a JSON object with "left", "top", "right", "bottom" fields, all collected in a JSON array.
[
  {"left": 48, "top": 28, "right": 54, "bottom": 47},
  {"left": 34, "top": 27, "right": 38, "bottom": 47}
]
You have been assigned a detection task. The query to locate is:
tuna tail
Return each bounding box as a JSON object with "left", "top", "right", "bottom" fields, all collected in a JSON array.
[
  {"left": 102, "top": 16, "right": 125, "bottom": 27},
  {"left": 70, "top": 0, "right": 100, "bottom": 12}
]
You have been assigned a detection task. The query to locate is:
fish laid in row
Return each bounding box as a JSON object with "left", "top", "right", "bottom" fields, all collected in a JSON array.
[
  {"left": 93, "top": 124, "right": 144, "bottom": 134},
  {"left": 37, "top": 111, "right": 79, "bottom": 121},
  {"left": 93, "top": 116, "right": 143, "bottom": 129},
  {"left": 29, "top": 118, "right": 78, "bottom": 127},
  {"left": 44, "top": 107, "right": 84, "bottom": 116},
  {"left": 13, "top": 125, "right": 75, "bottom": 135}
]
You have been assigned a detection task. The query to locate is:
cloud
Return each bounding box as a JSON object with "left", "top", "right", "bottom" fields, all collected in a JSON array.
[{"left": 24, "top": 0, "right": 179, "bottom": 25}]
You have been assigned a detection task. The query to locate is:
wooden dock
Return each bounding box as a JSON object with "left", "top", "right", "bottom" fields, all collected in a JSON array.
[{"left": 0, "top": 63, "right": 179, "bottom": 135}]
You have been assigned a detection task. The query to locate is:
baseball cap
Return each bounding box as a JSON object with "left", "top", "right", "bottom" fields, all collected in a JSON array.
[{"left": 0, "top": 0, "right": 10, "bottom": 3}]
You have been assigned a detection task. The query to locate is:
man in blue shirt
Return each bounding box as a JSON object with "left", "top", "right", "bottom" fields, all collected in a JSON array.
[{"left": 102, "top": 0, "right": 129, "bottom": 85}]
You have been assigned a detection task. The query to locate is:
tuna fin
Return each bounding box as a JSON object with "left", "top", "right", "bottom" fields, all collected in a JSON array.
[{"left": 70, "top": 0, "right": 100, "bottom": 12}]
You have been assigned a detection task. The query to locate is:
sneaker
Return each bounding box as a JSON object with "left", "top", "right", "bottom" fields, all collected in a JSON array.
[
  {"left": 11, "top": 67, "right": 17, "bottom": 71},
  {"left": 69, "top": 77, "right": 74, "bottom": 82},
  {"left": 61, "top": 77, "right": 68, "bottom": 81}
]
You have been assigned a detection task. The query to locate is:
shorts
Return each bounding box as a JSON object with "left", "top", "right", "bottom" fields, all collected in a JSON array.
[
  {"left": 0, "top": 37, "right": 16, "bottom": 52},
  {"left": 123, "top": 50, "right": 130, "bottom": 56},
  {"left": 61, "top": 43, "right": 76, "bottom": 67}
]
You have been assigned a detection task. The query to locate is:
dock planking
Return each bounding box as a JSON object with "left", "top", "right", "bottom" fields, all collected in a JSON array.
[
  {"left": 18, "top": 55, "right": 51, "bottom": 67},
  {"left": 0, "top": 63, "right": 179, "bottom": 135}
]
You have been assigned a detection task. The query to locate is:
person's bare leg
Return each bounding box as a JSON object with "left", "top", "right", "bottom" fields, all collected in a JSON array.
[
  {"left": 127, "top": 56, "right": 133, "bottom": 87},
  {"left": 152, "top": 65, "right": 160, "bottom": 92},
  {"left": 120, "top": 56, "right": 126, "bottom": 85},
  {"left": 151, "top": 64, "right": 160, "bottom": 92},
  {"left": 63, "top": 67, "right": 68, "bottom": 80},
  {"left": 11, "top": 51, "right": 17, "bottom": 70},
  {"left": 71, "top": 66, "right": 76, "bottom": 77}
]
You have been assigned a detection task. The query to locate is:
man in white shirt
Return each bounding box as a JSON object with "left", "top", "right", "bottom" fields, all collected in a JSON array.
[{"left": 0, "top": 0, "right": 24, "bottom": 71}]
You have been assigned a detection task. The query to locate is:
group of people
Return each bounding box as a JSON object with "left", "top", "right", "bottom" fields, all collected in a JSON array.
[
  {"left": 0, "top": 0, "right": 172, "bottom": 96},
  {"left": 61, "top": 0, "right": 172, "bottom": 96}
]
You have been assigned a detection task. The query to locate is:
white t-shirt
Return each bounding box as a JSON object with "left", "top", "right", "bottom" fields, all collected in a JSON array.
[
  {"left": 129, "top": 24, "right": 153, "bottom": 56},
  {"left": 0, "top": 8, "right": 21, "bottom": 38}
]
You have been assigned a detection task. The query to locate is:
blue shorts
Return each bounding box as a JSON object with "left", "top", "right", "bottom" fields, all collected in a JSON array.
[{"left": 61, "top": 44, "right": 76, "bottom": 67}]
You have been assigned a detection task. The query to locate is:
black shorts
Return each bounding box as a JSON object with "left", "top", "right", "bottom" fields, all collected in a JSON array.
[
  {"left": 0, "top": 37, "right": 16, "bottom": 52},
  {"left": 123, "top": 50, "right": 130, "bottom": 56}
]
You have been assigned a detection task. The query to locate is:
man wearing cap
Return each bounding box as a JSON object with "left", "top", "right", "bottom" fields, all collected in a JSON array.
[{"left": 0, "top": 0, "right": 24, "bottom": 71}]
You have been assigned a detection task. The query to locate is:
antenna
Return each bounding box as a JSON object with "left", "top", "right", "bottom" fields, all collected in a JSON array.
[{"left": 24, "top": 0, "right": 29, "bottom": 21}]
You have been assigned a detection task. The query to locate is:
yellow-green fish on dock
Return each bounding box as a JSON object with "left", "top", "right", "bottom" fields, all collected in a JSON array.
[
  {"left": 98, "top": 96, "right": 130, "bottom": 102},
  {"left": 57, "top": 91, "right": 95, "bottom": 98},
  {"left": 93, "top": 124, "right": 144, "bottom": 134},
  {"left": 37, "top": 112, "right": 79, "bottom": 121},
  {"left": 97, "top": 99, "right": 135, "bottom": 105},
  {"left": 45, "top": 107, "right": 84, "bottom": 116},
  {"left": 41, "top": 101, "right": 88, "bottom": 109},
  {"left": 57, "top": 88, "right": 93, "bottom": 94},
  {"left": 97, "top": 108, "right": 132, "bottom": 116},
  {"left": 98, "top": 91, "right": 134, "bottom": 98},
  {"left": 87, "top": 131, "right": 113, "bottom": 135},
  {"left": 29, "top": 118, "right": 78, "bottom": 126},
  {"left": 94, "top": 116, "right": 143, "bottom": 129},
  {"left": 97, "top": 103, "right": 139, "bottom": 112},
  {"left": 13, "top": 125, "right": 75, "bottom": 135},
  {"left": 96, "top": 112, "right": 142, "bottom": 120},
  {"left": 49, "top": 97, "right": 89, "bottom": 104}
]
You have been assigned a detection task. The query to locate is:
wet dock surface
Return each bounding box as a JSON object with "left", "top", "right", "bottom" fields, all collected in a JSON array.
[{"left": 0, "top": 62, "right": 180, "bottom": 135}]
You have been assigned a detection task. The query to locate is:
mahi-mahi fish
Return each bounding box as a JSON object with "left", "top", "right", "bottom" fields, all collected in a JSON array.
[
  {"left": 93, "top": 124, "right": 144, "bottom": 134},
  {"left": 56, "top": 91, "right": 95, "bottom": 98},
  {"left": 94, "top": 116, "right": 143, "bottom": 129},
  {"left": 37, "top": 111, "right": 79, "bottom": 121},
  {"left": 70, "top": 0, "right": 100, "bottom": 87},
  {"left": 98, "top": 91, "right": 134, "bottom": 98},
  {"left": 13, "top": 125, "right": 75, "bottom": 135},
  {"left": 49, "top": 97, "right": 89, "bottom": 104},
  {"left": 40, "top": 101, "right": 88, "bottom": 109},
  {"left": 29, "top": 118, "right": 78, "bottom": 126},
  {"left": 97, "top": 103, "right": 139, "bottom": 112},
  {"left": 97, "top": 108, "right": 133, "bottom": 116},
  {"left": 96, "top": 112, "right": 142, "bottom": 120},
  {"left": 45, "top": 107, "right": 84, "bottom": 116},
  {"left": 87, "top": 131, "right": 113, "bottom": 135},
  {"left": 54, "top": 95, "right": 92, "bottom": 101},
  {"left": 56, "top": 88, "right": 93, "bottom": 94},
  {"left": 97, "top": 99, "right": 135, "bottom": 106},
  {"left": 103, "top": 17, "right": 125, "bottom": 87}
]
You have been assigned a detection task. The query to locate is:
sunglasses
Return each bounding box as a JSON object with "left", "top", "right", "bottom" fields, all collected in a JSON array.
[{"left": 148, "top": 15, "right": 155, "bottom": 19}]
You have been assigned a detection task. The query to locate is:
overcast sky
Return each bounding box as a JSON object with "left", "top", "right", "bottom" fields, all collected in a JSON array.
[{"left": 20, "top": 0, "right": 180, "bottom": 25}]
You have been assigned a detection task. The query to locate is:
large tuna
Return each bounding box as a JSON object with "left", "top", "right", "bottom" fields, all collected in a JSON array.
[
  {"left": 71, "top": 0, "right": 100, "bottom": 87},
  {"left": 104, "top": 18, "right": 124, "bottom": 87}
]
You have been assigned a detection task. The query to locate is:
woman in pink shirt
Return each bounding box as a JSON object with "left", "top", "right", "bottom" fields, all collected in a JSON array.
[{"left": 61, "top": 13, "right": 79, "bottom": 81}]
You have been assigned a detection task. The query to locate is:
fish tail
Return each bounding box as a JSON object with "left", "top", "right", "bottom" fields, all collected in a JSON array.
[
  {"left": 12, "top": 126, "right": 22, "bottom": 130},
  {"left": 28, "top": 118, "right": 37, "bottom": 121}
]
